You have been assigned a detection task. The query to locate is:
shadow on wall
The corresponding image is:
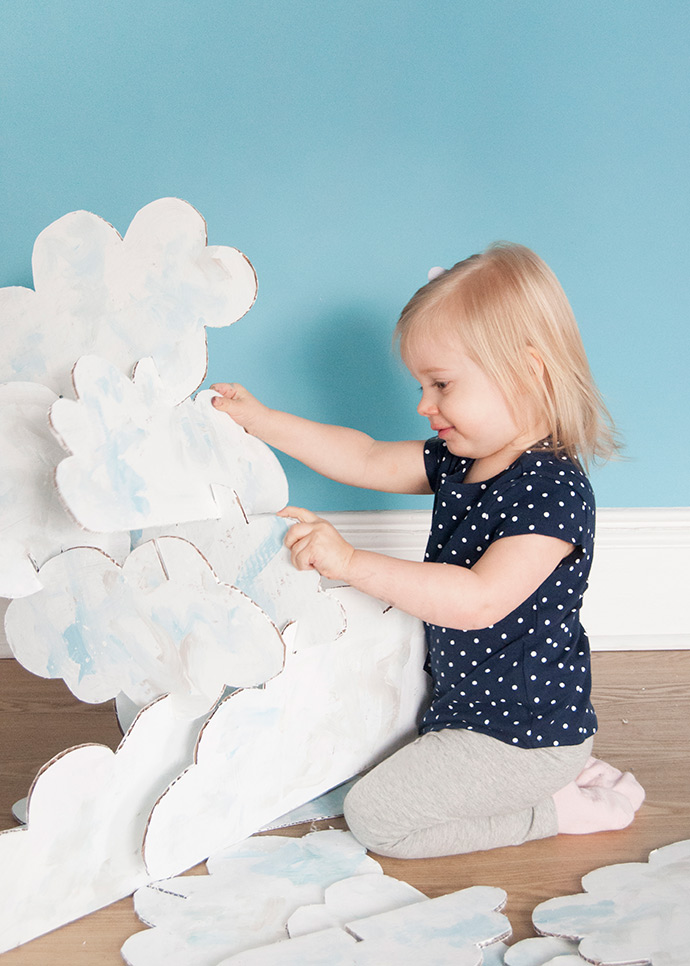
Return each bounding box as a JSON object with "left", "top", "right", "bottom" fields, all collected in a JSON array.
[{"left": 285, "top": 301, "right": 431, "bottom": 512}]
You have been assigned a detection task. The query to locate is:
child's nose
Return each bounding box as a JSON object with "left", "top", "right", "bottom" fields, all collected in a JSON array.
[{"left": 417, "top": 393, "right": 439, "bottom": 417}]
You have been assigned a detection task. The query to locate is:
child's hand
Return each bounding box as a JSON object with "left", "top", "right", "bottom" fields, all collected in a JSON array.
[
  {"left": 279, "top": 506, "right": 355, "bottom": 582},
  {"left": 210, "top": 383, "right": 268, "bottom": 435}
]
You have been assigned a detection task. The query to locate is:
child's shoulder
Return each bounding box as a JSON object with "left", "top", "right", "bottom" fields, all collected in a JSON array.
[{"left": 503, "top": 447, "right": 595, "bottom": 509}]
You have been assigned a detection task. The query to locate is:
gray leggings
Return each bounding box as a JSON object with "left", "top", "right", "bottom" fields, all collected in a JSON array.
[{"left": 343, "top": 729, "right": 593, "bottom": 859}]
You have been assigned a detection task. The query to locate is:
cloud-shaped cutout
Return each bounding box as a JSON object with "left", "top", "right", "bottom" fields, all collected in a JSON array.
[
  {"left": 0, "top": 694, "right": 204, "bottom": 954},
  {"left": 0, "top": 198, "right": 256, "bottom": 404},
  {"left": 215, "top": 885, "right": 509, "bottom": 966},
  {"left": 122, "top": 830, "right": 383, "bottom": 965},
  {"left": 123, "top": 839, "right": 508, "bottom": 966},
  {"left": 0, "top": 381, "right": 130, "bottom": 597},
  {"left": 5, "top": 536, "right": 285, "bottom": 716},
  {"left": 136, "top": 486, "right": 346, "bottom": 653},
  {"left": 532, "top": 838, "right": 690, "bottom": 965},
  {"left": 143, "top": 589, "right": 430, "bottom": 879},
  {"left": 49, "top": 355, "right": 288, "bottom": 531}
]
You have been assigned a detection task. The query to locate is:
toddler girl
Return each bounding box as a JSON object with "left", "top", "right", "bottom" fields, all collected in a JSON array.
[{"left": 211, "top": 242, "right": 644, "bottom": 859}]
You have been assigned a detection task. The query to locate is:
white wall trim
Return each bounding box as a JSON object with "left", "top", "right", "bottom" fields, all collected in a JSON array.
[
  {"left": 321, "top": 507, "right": 690, "bottom": 652},
  {"left": 2, "top": 507, "right": 688, "bottom": 658}
]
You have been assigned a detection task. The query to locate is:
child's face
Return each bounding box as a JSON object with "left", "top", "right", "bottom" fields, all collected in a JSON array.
[{"left": 405, "top": 335, "right": 532, "bottom": 465}]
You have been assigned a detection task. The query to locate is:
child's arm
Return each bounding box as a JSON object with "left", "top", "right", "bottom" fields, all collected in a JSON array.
[
  {"left": 211, "top": 383, "right": 431, "bottom": 495},
  {"left": 280, "top": 506, "right": 573, "bottom": 629}
]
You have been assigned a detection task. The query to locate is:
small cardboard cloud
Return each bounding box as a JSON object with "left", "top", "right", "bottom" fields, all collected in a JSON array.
[
  {"left": 0, "top": 198, "right": 256, "bottom": 404},
  {"left": 5, "top": 536, "right": 285, "bottom": 716},
  {"left": 136, "top": 486, "right": 346, "bottom": 653},
  {"left": 0, "top": 381, "right": 130, "bottom": 598},
  {"left": 49, "top": 355, "right": 288, "bottom": 532},
  {"left": 532, "top": 838, "right": 690, "bottom": 965},
  {"left": 0, "top": 695, "right": 204, "bottom": 954},
  {"left": 122, "top": 830, "right": 383, "bottom": 966}
]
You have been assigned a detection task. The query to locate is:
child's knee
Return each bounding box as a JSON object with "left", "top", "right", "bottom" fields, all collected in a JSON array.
[{"left": 343, "top": 776, "right": 411, "bottom": 858}]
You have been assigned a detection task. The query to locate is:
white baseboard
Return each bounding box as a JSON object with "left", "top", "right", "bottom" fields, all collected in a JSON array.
[
  {"left": 321, "top": 507, "right": 690, "bottom": 652},
  {"left": 2, "top": 508, "right": 688, "bottom": 658}
]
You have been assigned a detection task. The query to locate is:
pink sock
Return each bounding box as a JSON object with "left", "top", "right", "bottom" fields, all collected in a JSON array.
[
  {"left": 575, "top": 756, "right": 646, "bottom": 810},
  {"left": 553, "top": 757, "right": 645, "bottom": 835}
]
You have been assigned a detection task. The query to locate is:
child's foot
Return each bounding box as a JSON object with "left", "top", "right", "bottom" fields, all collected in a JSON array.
[
  {"left": 553, "top": 758, "right": 645, "bottom": 834},
  {"left": 574, "top": 756, "right": 646, "bottom": 811},
  {"left": 553, "top": 781, "right": 634, "bottom": 834}
]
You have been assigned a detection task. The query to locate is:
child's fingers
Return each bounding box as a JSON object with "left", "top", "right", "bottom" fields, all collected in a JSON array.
[
  {"left": 279, "top": 506, "right": 320, "bottom": 524},
  {"left": 287, "top": 535, "right": 317, "bottom": 571},
  {"left": 210, "top": 382, "right": 244, "bottom": 401},
  {"left": 282, "top": 521, "right": 314, "bottom": 551}
]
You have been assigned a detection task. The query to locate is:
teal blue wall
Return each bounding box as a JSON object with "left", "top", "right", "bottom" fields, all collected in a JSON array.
[{"left": 2, "top": 1, "right": 688, "bottom": 509}]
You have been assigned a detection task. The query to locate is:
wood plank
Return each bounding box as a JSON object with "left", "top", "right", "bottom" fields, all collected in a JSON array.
[{"left": 1, "top": 651, "right": 688, "bottom": 963}]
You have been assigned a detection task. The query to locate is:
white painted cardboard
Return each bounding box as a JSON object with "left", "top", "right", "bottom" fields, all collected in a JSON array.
[
  {"left": 122, "top": 830, "right": 383, "bottom": 966},
  {"left": 50, "top": 356, "right": 288, "bottom": 532},
  {"left": 286, "top": 873, "right": 426, "bottom": 937},
  {"left": 532, "top": 838, "right": 690, "bottom": 966},
  {"left": 0, "top": 197, "right": 257, "bottom": 404},
  {"left": 259, "top": 778, "right": 357, "bottom": 831},
  {"left": 5, "top": 537, "right": 285, "bottom": 716},
  {"left": 143, "top": 590, "right": 429, "bottom": 880},
  {"left": 504, "top": 936, "right": 582, "bottom": 964},
  {"left": 0, "top": 381, "right": 129, "bottom": 597},
  {"left": 218, "top": 929, "right": 360, "bottom": 966},
  {"left": 0, "top": 695, "right": 206, "bottom": 953},
  {"left": 135, "top": 485, "right": 346, "bottom": 653},
  {"left": 216, "top": 886, "right": 509, "bottom": 966}
]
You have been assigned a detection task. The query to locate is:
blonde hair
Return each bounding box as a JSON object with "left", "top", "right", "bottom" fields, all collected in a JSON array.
[{"left": 395, "top": 242, "right": 620, "bottom": 469}]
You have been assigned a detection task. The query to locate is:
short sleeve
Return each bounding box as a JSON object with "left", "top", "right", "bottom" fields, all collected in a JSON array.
[
  {"left": 493, "top": 462, "right": 594, "bottom": 549},
  {"left": 423, "top": 437, "right": 465, "bottom": 492}
]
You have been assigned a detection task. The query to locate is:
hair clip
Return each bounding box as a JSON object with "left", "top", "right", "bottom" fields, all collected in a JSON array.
[{"left": 427, "top": 266, "right": 447, "bottom": 282}]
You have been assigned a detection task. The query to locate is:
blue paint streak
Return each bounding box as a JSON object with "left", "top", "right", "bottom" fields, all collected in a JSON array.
[
  {"left": 230, "top": 838, "right": 368, "bottom": 886},
  {"left": 235, "top": 520, "right": 288, "bottom": 591},
  {"left": 63, "top": 621, "right": 96, "bottom": 681}
]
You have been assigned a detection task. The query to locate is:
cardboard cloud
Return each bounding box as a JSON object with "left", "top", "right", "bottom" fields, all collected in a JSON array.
[
  {"left": 0, "top": 695, "right": 205, "bottom": 954},
  {"left": 122, "top": 830, "right": 385, "bottom": 965},
  {"left": 136, "top": 486, "right": 346, "bottom": 653},
  {"left": 215, "top": 886, "right": 510, "bottom": 966},
  {"left": 0, "top": 197, "right": 256, "bottom": 404},
  {"left": 532, "top": 838, "right": 690, "bottom": 965},
  {"left": 49, "top": 355, "right": 288, "bottom": 531},
  {"left": 123, "top": 831, "right": 509, "bottom": 966},
  {"left": 5, "top": 536, "right": 285, "bottom": 716},
  {"left": 143, "top": 589, "right": 429, "bottom": 879},
  {"left": 0, "top": 381, "right": 130, "bottom": 597}
]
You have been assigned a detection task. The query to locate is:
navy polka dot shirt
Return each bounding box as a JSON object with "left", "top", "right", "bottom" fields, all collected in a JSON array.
[{"left": 420, "top": 438, "right": 598, "bottom": 749}]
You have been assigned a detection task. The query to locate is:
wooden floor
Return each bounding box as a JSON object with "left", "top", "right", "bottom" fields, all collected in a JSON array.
[{"left": 1, "top": 650, "right": 689, "bottom": 964}]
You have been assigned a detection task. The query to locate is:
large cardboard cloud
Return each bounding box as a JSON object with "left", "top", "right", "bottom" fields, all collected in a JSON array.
[
  {"left": 0, "top": 695, "right": 205, "bottom": 954},
  {"left": 143, "top": 588, "right": 430, "bottom": 879},
  {"left": 0, "top": 198, "right": 256, "bottom": 403},
  {"left": 0, "top": 381, "right": 130, "bottom": 597},
  {"left": 5, "top": 536, "right": 285, "bottom": 716},
  {"left": 49, "top": 355, "right": 288, "bottom": 531},
  {"left": 532, "top": 838, "right": 690, "bottom": 965}
]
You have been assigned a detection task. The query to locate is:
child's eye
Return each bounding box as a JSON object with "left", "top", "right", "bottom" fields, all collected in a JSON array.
[{"left": 433, "top": 381, "right": 448, "bottom": 390}]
